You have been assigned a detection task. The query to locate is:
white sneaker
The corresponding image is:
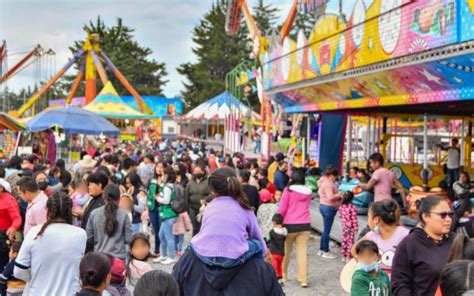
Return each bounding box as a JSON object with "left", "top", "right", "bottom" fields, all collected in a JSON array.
[
  {"left": 322, "top": 252, "right": 337, "bottom": 259},
  {"left": 152, "top": 256, "right": 168, "bottom": 263},
  {"left": 161, "top": 258, "right": 177, "bottom": 265},
  {"left": 317, "top": 250, "right": 324, "bottom": 256}
]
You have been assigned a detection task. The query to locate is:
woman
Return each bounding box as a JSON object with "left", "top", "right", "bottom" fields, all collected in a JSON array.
[
  {"left": 86, "top": 184, "right": 132, "bottom": 261},
  {"left": 54, "top": 159, "right": 72, "bottom": 187},
  {"left": 439, "top": 260, "right": 474, "bottom": 296},
  {"left": 123, "top": 172, "right": 146, "bottom": 234},
  {"left": 391, "top": 196, "right": 455, "bottom": 295},
  {"left": 173, "top": 163, "right": 188, "bottom": 189},
  {"left": 352, "top": 199, "right": 409, "bottom": 276},
  {"left": 147, "top": 161, "right": 167, "bottom": 257},
  {"left": 0, "top": 179, "right": 21, "bottom": 273},
  {"left": 278, "top": 169, "right": 313, "bottom": 288},
  {"left": 172, "top": 168, "right": 283, "bottom": 296},
  {"left": 77, "top": 252, "right": 112, "bottom": 296},
  {"left": 185, "top": 164, "right": 210, "bottom": 236},
  {"left": 14, "top": 192, "right": 87, "bottom": 295},
  {"left": 153, "top": 167, "right": 178, "bottom": 265},
  {"left": 318, "top": 168, "right": 342, "bottom": 259},
  {"left": 453, "top": 171, "right": 474, "bottom": 199}
]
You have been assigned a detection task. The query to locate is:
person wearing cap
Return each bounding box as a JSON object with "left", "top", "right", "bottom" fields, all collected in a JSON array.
[
  {"left": 0, "top": 178, "right": 21, "bottom": 273},
  {"left": 16, "top": 177, "right": 48, "bottom": 235},
  {"left": 77, "top": 155, "right": 97, "bottom": 176},
  {"left": 103, "top": 256, "right": 130, "bottom": 296},
  {"left": 268, "top": 153, "right": 285, "bottom": 184}
]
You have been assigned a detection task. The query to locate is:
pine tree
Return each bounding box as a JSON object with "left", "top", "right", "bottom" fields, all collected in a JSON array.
[
  {"left": 61, "top": 17, "right": 168, "bottom": 97},
  {"left": 253, "top": 0, "right": 279, "bottom": 35},
  {"left": 177, "top": 1, "right": 249, "bottom": 108}
]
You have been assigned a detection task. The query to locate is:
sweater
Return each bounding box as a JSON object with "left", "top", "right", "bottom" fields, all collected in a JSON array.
[
  {"left": 351, "top": 269, "right": 391, "bottom": 296},
  {"left": 190, "top": 196, "right": 267, "bottom": 259},
  {"left": 318, "top": 178, "right": 342, "bottom": 208},
  {"left": 391, "top": 228, "right": 455, "bottom": 296},
  {"left": 86, "top": 206, "right": 133, "bottom": 261},
  {"left": 278, "top": 185, "right": 312, "bottom": 232},
  {"left": 172, "top": 250, "right": 284, "bottom": 296}
]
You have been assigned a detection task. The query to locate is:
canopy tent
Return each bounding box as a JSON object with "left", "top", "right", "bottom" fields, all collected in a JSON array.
[
  {"left": 26, "top": 106, "right": 119, "bottom": 135},
  {"left": 183, "top": 91, "right": 261, "bottom": 122},
  {"left": 84, "top": 82, "right": 146, "bottom": 119},
  {"left": 0, "top": 112, "right": 24, "bottom": 132}
]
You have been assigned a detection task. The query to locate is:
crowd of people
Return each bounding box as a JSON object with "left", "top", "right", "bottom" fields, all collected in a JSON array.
[{"left": 0, "top": 139, "right": 472, "bottom": 295}]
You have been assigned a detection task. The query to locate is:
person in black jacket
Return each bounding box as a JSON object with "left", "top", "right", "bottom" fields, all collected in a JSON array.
[
  {"left": 76, "top": 252, "right": 112, "bottom": 296},
  {"left": 82, "top": 173, "right": 108, "bottom": 252},
  {"left": 172, "top": 249, "right": 284, "bottom": 296},
  {"left": 239, "top": 170, "right": 260, "bottom": 213},
  {"left": 268, "top": 214, "right": 287, "bottom": 284},
  {"left": 391, "top": 196, "right": 455, "bottom": 296}
]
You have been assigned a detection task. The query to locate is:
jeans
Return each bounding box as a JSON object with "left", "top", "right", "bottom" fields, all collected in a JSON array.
[
  {"left": 148, "top": 209, "right": 161, "bottom": 254},
  {"left": 254, "top": 140, "right": 261, "bottom": 154},
  {"left": 131, "top": 223, "right": 141, "bottom": 235},
  {"left": 447, "top": 168, "right": 460, "bottom": 187},
  {"left": 159, "top": 217, "right": 177, "bottom": 259},
  {"left": 319, "top": 204, "right": 338, "bottom": 252},
  {"left": 175, "top": 234, "right": 184, "bottom": 252},
  {"left": 191, "top": 239, "right": 262, "bottom": 268}
]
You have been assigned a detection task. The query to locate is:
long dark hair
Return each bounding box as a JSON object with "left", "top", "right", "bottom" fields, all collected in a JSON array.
[
  {"left": 440, "top": 260, "right": 474, "bottom": 296},
  {"left": 447, "top": 234, "right": 474, "bottom": 263},
  {"left": 370, "top": 199, "right": 400, "bottom": 226},
  {"left": 79, "top": 252, "right": 112, "bottom": 288},
  {"left": 208, "top": 168, "right": 251, "bottom": 211},
  {"left": 124, "top": 172, "right": 142, "bottom": 196},
  {"left": 416, "top": 195, "right": 444, "bottom": 227},
  {"left": 103, "top": 184, "right": 121, "bottom": 236},
  {"left": 163, "top": 167, "right": 177, "bottom": 184},
  {"left": 35, "top": 191, "right": 73, "bottom": 239},
  {"left": 288, "top": 169, "right": 305, "bottom": 186}
]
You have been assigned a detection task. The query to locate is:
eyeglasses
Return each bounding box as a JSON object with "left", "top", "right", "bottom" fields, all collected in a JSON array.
[{"left": 430, "top": 211, "right": 454, "bottom": 219}]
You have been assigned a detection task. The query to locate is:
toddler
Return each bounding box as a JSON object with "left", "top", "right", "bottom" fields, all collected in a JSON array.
[
  {"left": 0, "top": 241, "right": 25, "bottom": 296},
  {"left": 126, "top": 234, "right": 153, "bottom": 293},
  {"left": 70, "top": 178, "right": 90, "bottom": 226},
  {"left": 339, "top": 191, "right": 358, "bottom": 262},
  {"left": 267, "top": 214, "right": 287, "bottom": 285}
]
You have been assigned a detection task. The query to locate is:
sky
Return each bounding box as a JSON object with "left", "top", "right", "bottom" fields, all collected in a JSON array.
[{"left": 0, "top": 0, "right": 295, "bottom": 98}]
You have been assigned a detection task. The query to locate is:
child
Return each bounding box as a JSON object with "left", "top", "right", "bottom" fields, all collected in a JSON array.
[
  {"left": 133, "top": 270, "right": 179, "bottom": 295},
  {"left": 0, "top": 241, "right": 25, "bottom": 296},
  {"left": 257, "top": 178, "right": 278, "bottom": 241},
  {"left": 119, "top": 186, "right": 135, "bottom": 223},
  {"left": 274, "top": 190, "right": 282, "bottom": 205},
  {"left": 268, "top": 214, "right": 287, "bottom": 285},
  {"left": 351, "top": 240, "right": 390, "bottom": 296},
  {"left": 70, "top": 178, "right": 90, "bottom": 226},
  {"left": 104, "top": 256, "right": 130, "bottom": 296},
  {"left": 173, "top": 211, "right": 191, "bottom": 257},
  {"left": 339, "top": 191, "right": 358, "bottom": 262},
  {"left": 190, "top": 168, "right": 267, "bottom": 268},
  {"left": 126, "top": 234, "right": 153, "bottom": 293}
]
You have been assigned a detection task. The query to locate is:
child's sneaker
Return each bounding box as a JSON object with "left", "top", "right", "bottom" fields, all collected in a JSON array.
[
  {"left": 317, "top": 250, "right": 324, "bottom": 256},
  {"left": 152, "top": 256, "right": 168, "bottom": 263},
  {"left": 161, "top": 258, "right": 177, "bottom": 265},
  {"left": 278, "top": 279, "right": 285, "bottom": 287},
  {"left": 322, "top": 252, "right": 337, "bottom": 259}
]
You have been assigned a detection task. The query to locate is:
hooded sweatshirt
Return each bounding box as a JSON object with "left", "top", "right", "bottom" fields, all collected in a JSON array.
[
  {"left": 318, "top": 178, "right": 342, "bottom": 208},
  {"left": 172, "top": 250, "right": 284, "bottom": 296},
  {"left": 278, "top": 185, "right": 313, "bottom": 233},
  {"left": 351, "top": 269, "right": 391, "bottom": 296},
  {"left": 391, "top": 228, "right": 455, "bottom": 296}
]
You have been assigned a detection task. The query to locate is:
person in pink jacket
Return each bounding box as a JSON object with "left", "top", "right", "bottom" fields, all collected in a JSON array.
[
  {"left": 318, "top": 168, "right": 343, "bottom": 259},
  {"left": 278, "top": 169, "right": 313, "bottom": 288},
  {"left": 173, "top": 212, "right": 192, "bottom": 256}
]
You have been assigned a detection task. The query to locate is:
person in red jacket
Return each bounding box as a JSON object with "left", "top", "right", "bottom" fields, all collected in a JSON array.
[{"left": 0, "top": 178, "right": 22, "bottom": 273}]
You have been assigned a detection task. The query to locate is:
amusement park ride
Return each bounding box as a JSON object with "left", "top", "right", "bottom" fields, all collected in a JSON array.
[{"left": 6, "top": 34, "right": 152, "bottom": 118}]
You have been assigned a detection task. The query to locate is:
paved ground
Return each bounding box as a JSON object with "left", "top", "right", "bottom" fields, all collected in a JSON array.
[{"left": 153, "top": 231, "right": 347, "bottom": 296}]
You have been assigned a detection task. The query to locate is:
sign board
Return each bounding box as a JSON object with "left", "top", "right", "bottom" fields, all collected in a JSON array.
[
  {"left": 120, "top": 133, "right": 136, "bottom": 142},
  {"left": 162, "top": 116, "right": 178, "bottom": 139},
  {"left": 18, "top": 146, "right": 33, "bottom": 156}
]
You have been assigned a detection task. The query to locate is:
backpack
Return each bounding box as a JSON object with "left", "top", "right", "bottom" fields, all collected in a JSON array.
[
  {"left": 172, "top": 184, "right": 187, "bottom": 214},
  {"left": 147, "top": 180, "right": 158, "bottom": 211}
]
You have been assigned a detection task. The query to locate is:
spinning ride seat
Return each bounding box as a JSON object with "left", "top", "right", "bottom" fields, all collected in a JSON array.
[
  {"left": 339, "top": 182, "right": 374, "bottom": 215},
  {"left": 406, "top": 186, "right": 450, "bottom": 219}
]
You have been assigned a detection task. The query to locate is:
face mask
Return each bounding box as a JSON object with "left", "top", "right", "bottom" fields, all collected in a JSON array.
[
  {"left": 38, "top": 181, "right": 48, "bottom": 191},
  {"left": 357, "top": 261, "right": 379, "bottom": 273},
  {"left": 373, "top": 225, "right": 380, "bottom": 235},
  {"left": 193, "top": 173, "right": 204, "bottom": 179}
]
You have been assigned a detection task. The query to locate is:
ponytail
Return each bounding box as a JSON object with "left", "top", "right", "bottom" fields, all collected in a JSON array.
[
  {"left": 103, "top": 184, "right": 121, "bottom": 237},
  {"left": 35, "top": 191, "right": 72, "bottom": 239},
  {"left": 209, "top": 168, "right": 251, "bottom": 211}
]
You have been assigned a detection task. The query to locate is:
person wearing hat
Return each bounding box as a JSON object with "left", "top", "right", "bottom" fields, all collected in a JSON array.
[
  {"left": 104, "top": 256, "right": 130, "bottom": 296},
  {"left": 0, "top": 178, "right": 21, "bottom": 273},
  {"left": 268, "top": 153, "right": 285, "bottom": 184},
  {"left": 77, "top": 155, "right": 97, "bottom": 176}
]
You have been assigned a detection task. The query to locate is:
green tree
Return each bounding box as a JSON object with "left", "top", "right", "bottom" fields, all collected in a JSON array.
[
  {"left": 253, "top": 0, "right": 279, "bottom": 35},
  {"left": 177, "top": 1, "right": 250, "bottom": 108},
  {"left": 61, "top": 17, "right": 168, "bottom": 97}
]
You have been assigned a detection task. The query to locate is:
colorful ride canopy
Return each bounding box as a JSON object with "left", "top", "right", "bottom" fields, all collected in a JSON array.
[
  {"left": 262, "top": 0, "right": 474, "bottom": 115},
  {"left": 183, "top": 91, "right": 261, "bottom": 122},
  {"left": 0, "top": 112, "right": 24, "bottom": 132},
  {"left": 83, "top": 82, "right": 146, "bottom": 119}
]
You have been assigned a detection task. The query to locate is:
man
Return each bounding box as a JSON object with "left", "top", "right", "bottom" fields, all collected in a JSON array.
[
  {"left": 268, "top": 152, "right": 285, "bottom": 184},
  {"left": 137, "top": 154, "right": 155, "bottom": 186},
  {"left": 274, "top": 160, "right": 290, "bottom": 191},
  {"left": 120, "top": 157, "right": 137, "bottom": 178},
  {"left": 239, "top": 170, "right": 260, "bottom": 213},
  {"left": 440, "top": 138, "right": 461, "bottom": 187},
  {"left": 16, "top": 177, "right": 47, "bottom": 235},
  {"left": 0, "top": 178, "right": 21, "bottom": 273},
  {"left": 359, "top": 153, "right": 406, "bottom": 205}
]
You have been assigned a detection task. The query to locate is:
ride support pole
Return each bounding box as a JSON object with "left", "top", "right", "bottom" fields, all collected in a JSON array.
[
  {"left": 422, "top": 114, "right": 429, "bottom": 192},
  {"left": 346, "top": 115, "right": 352, "bottom": 173},
  {"left": 460, "top": 119, "right": 465, "bottom": 172}
]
